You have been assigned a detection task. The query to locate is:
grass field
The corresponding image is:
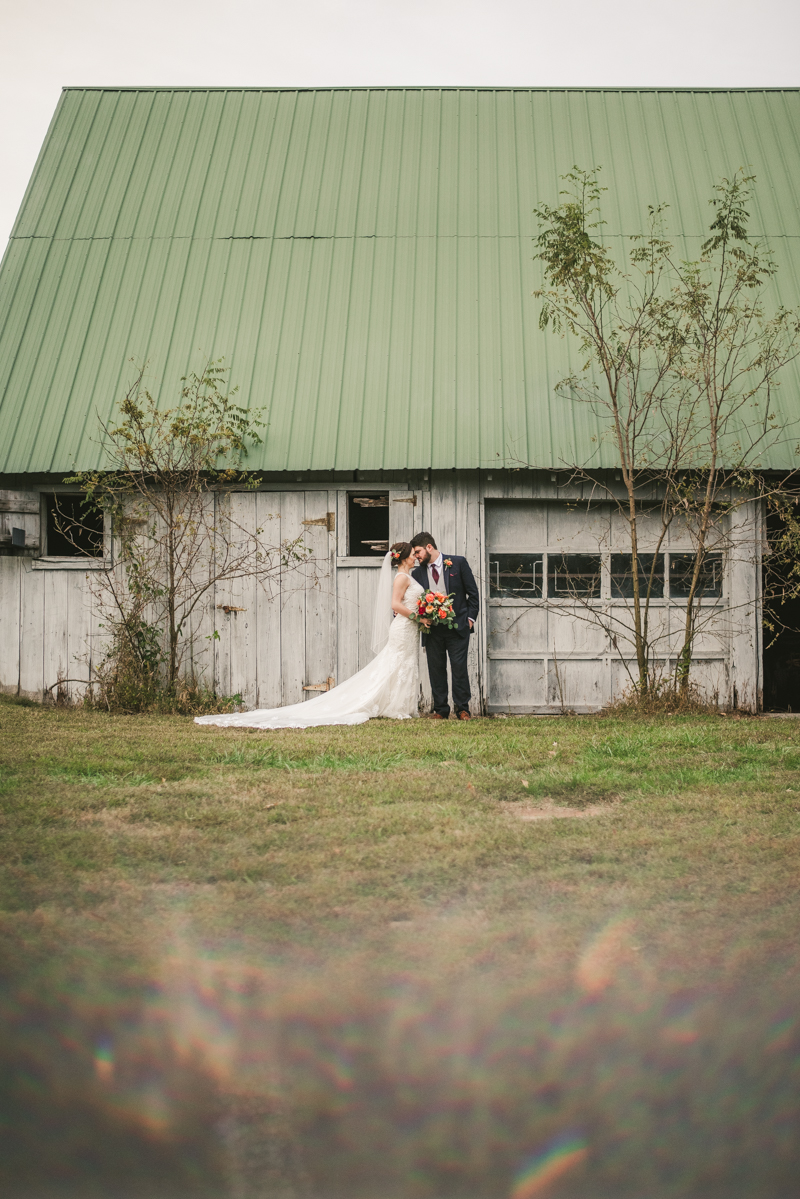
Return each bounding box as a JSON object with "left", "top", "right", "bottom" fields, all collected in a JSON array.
[{"left": 2, "top": 699, "right": 800, "bottom": 1197}]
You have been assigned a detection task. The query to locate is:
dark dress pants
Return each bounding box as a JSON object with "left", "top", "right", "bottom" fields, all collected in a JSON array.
[{"left": 426, "top": 628, "right": 471, "bottom": 717}]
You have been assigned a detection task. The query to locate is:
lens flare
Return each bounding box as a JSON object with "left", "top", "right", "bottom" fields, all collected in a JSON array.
[
  {"left": 93, "top": 1039, "right": 114, "bottom": 1082},
  {"left": 511, "top": 1134, "right": 588, "bottom": 1198}
]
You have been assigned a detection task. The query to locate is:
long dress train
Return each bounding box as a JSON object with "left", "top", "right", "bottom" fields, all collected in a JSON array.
[{"left": 194, "top": 577, "right": 424, "bottom": 730}]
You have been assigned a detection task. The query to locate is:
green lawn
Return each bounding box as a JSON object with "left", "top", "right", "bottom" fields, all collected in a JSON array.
[{"left": 2, "top": 700, "right": 800, "bottom": 1197}]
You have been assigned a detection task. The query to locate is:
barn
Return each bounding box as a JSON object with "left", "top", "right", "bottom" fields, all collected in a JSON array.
[{"left": 1, "top": 87, "right": 799, "bottom": 713}]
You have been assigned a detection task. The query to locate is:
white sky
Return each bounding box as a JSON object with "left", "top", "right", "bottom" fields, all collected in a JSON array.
[{"left": 1, "top": 0, "right": 798, "bottom": 247}]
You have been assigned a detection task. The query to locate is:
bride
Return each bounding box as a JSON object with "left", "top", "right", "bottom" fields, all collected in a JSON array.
[{"left": 194, "top": 542, "right": 424, "bottom": 730}]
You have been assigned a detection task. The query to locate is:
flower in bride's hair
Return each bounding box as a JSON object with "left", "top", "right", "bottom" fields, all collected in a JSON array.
[{"left": 391, "top": 549, "right": 401, "bottom": 559}]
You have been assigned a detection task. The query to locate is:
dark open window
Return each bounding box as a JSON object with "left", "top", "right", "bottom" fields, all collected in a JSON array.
[
  {"left": 669, "top": 553, "right": 723, "bottom": 598},
  {"left": 347, "top": 493, "right": 389, "bottom": 557},
  {"left": 547, "top": 553, "right": 602, "bottom": 599},
  {"left": 611, "top": 553, "right": 664, "bottom": 599},
  {"left": 488, "top": 554, "right": 543, "bottom": 598},
  {"left": 45, "top": 495, "right": 104, "bottom": 557}
]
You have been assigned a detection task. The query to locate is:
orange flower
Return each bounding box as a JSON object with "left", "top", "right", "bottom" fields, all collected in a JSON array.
[{"left": 425, "top": 605, "right": 435, "bottom": 614}]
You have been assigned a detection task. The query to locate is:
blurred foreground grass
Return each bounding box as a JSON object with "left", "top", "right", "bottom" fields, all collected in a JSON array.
[{"left": 2, "top": 699, "right": 800, "bottom": 1197}]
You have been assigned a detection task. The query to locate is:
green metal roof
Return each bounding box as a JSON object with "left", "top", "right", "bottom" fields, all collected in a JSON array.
[{"left": 2, "top": 87, "right": 800, "bottom": 474}]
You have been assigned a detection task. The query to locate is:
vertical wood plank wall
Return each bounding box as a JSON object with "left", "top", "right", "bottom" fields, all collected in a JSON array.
[{"left": 0, "top": 478, "right": 761, "bottom": 712}]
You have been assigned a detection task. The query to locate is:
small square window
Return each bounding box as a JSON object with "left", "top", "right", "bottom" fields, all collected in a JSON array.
[
  {"left": 547, "top": 554, "right": 601, "bottom": 599},
  {"left": 347, "top": 493, "right": 389, "bottom": 557},
  {"left": 488, "top": 554, "right": 543, "bottom": 598},
  {"left": 611, "top": 553, "right": 664, "bottom": 599},
  {"left": 669, "top": 553, "right": 723, "bottom": 598},
  {"left": 45, "top": 494, "right": 104, "bottom": 557}
]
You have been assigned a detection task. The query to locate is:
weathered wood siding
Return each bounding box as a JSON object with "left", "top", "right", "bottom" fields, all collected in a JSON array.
[{"left": 0, "top": 477, "right": 761, "bottom": 712}]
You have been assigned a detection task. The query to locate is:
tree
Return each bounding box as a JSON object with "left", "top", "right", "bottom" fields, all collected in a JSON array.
[
  {"left": 66, "top": 359, "right": 309, "bottom": 705},
  {"left": 533, "top": 169, "right": 800, "bottom": 702}
]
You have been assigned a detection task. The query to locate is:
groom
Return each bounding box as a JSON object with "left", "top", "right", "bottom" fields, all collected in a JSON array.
[{"left": 410, "top": 532, "right": 479, "bottom": 721}]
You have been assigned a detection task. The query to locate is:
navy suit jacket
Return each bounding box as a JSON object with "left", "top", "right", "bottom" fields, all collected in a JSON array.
[{"left": 412, "top": 554, "right": 479, "bottom": 640}]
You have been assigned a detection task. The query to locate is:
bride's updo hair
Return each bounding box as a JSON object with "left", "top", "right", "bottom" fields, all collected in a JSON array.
[{"left": 390, "top": 541, "right": 414, "bottom": 566}]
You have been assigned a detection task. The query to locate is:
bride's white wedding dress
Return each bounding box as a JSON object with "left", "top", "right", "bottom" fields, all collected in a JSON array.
[{"left": 195, "top": 574, "right": 424, "bottom": 730}]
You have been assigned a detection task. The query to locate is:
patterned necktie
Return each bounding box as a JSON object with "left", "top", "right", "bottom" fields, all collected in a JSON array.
[{"left": 431, "top": 565, "right": 440, "bottom": 583}]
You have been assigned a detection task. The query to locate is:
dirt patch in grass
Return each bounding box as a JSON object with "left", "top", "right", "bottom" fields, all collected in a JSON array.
[
  {"left": 522, "top": 782, "right": 621, "bottom": 806},
  {"left": 503, "top": 799, "right": 614, "bottom": 821}
]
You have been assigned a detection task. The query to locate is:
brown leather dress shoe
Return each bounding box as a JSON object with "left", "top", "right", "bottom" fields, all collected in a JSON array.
[
  {"left": 429, "top": 712, "right": 446, "bottom": 720},
  {"left": 457, "top": 710, "right": 471, "bottom": 721}
]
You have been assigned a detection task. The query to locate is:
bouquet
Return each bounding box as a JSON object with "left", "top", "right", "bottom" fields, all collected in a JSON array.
[{"left": 411, "top": 590, "right": 458, "bottom": 631}]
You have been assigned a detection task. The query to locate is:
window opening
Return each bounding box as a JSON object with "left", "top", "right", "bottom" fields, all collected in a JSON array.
[
  {"left": 488, "top": 554, "right": 543, "bottom": 598},
  {"left": 45, "top": 495, "right": 104, "bottom": 557},
  {"left": 763, "top": 508, "right": 800, "bottom": 710},
  {"left": 668, "top": 553, "right": 723, "bottom": 599},
  {"left": 347, "top": 493, "right": 389, "bottom": 556},
  {"left": 547, "top": 554, "right": 602, "bottom": 599},
  {"left": 611, "top": 553, "right": 664, "bottom": 599}
]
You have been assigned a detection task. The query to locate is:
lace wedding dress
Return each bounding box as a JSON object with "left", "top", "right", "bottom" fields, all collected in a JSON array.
[{"left": 195, "top": 573, "right": 423, "bottom": 730}]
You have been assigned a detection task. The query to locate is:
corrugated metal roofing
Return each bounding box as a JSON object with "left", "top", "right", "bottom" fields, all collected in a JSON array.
[{"left": 1, "top": 87, "right": 800, "bottom": 473}]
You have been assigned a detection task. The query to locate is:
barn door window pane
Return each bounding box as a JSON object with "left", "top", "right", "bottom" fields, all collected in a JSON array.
[
  {"left": 45, "top": 494, "right": 104, "bottom": 557},
  {"left": 348, "top": 493, "right": 389, "bottom": 556},
  {"left": 488, "top": 554, "right": 543, "bottom": 598},
  {"left": 547, "top": 554, "right": 602, "bottom": 598},
  {"left": 611, "top": 553, "right": 664, "bottom": 599},
  {"left": 669, "top": 553, "right": 723, "bottom": 598}
]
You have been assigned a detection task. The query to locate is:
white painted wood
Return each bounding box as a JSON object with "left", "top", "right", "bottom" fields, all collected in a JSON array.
[
  {"left": 68, "top": 570, "right": 95, "bottom": 699},
  {"left": 0, "top": 557, "right": 21, "bottom": 694},
  {"left": 489, "top": 658, "right": 546, "bottom": 711},
  {"left": 303, "top": 490, "right": 337, "bottom": 690},
  {"left": 213, "top": 518, "right": 234, "bottom": 702},
  {"left": 356, "top": 567, "right": 380, "bottom": 670},
  {"left": 177, "top": 492, "right": 217, "bottom": 693},
  {"left": 254, "top": 491, "right": 282, "bottom": 708},
  {"left": 0, "top": 512, "right": 40, "bottom": 550},
  {"left": 688, "top": 659, "right": 729, "bottom": 704},
  {"left": 335, "top": 489, "right": 350, "bottom": 560},
  {"left": 726, "top": 498, "right": 760, "bottom": 711},
  {"left": 279, "top": 491, "right": 307, "bottom": 704},
  {"left": 43, "top": 570, "right": 70, "bottom": 698},
  {"left": 547, "top": 502, "right": 611, "bottom": 550},
  {"left": 224, "top": 492, "right": 259, "bottom": 708},
  {"left": 609, "top": 505, "right": 667, "bottom": 551},
  {"left": 487, "top": 605, "right": 548, "bottom": 655},
  {"left": 429, "top": 477, "right": 456, "bottom": 556},
  {"left": 18, "top": 563, "right": 44, "bottom": 699},
  {"left": 459, "top": 474, "right": 484, "bottom": 715},
  {"left": 389, "top": 489, "right": 418, "bottom": 545},
  {"left": 336, "top": 567, "right": 361, "bottom": 684},
  {"left": 548, "top": 658, "right": 610, "bottom": 710},
  {"left": 0, "top": 491, "right": 40, "bottom": 513},
  {"left": 550, "top": 608, "right": 609, "bottom": 655},
  {"left": 485, "top": 500, "right": 547, "bottom": 549}
]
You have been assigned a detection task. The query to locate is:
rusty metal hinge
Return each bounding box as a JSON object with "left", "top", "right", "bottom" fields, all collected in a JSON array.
[
  {"left": 392, "top": 495, "right": 417, "bottom": 506},
  {"left": 302, "top": 512, "right": 336, "bottom": 531},
  {"left": 303, "top": 676, "right": 336, "bottom": 692},
  {"left": 217, "top": 605, "right": 247, "bottom": 614}
]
